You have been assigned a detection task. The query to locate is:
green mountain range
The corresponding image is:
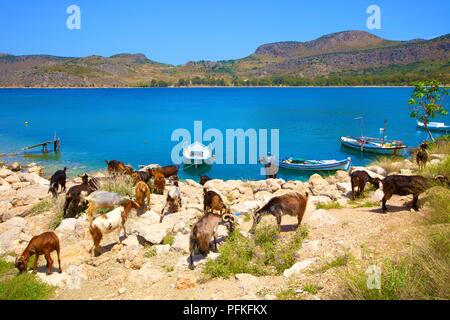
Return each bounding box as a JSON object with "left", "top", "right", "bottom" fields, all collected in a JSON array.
[{"left": 1, "top": 30, "right": 449, "bottom": 87}]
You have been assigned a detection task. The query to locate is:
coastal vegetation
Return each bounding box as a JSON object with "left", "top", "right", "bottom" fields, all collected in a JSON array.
[
  {"left": 340, "top": 138, "right": 450, "bottom": 300},
  {"left": 408, "top": 80, "right": 449, "bottom": 141},
  {"left": 0, "top": 258, "right": 54, "bottom": 300},
  {"left": 203, "top": 225, "right": 308, "bottom": 278}
]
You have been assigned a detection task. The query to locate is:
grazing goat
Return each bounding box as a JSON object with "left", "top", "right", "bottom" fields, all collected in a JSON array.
[
  {"left": 152, "top": 170, "right": 166, "bottom": 195},
  {"left": 381, "top": 175, "right": 448, "bottom": 212},
  {"left": 89, "top": 199, "right": 140, "bottom": 256},
  {"left": 63, "top": 174, "right": 95, "bottom": 218},
  {"left": 15, "top": 231, "right": 61, "bottom": 275},
  {"left": 188, "top": 213, "right": 235, "bottom": 270},
  {"left": 350, "top": 170, "right": 381, "bottom": 200},
  {"left": 203, "top": 189, "right": 230, "bottom": 215},
  {"left": 85, "top": 190, "right": 129, "bottom": 222},
  {"left": 131, "top": 170, "right": 151, "bottom": 185},
  {"left": 160, "top": 179, "right": 181, "bottom": 223},
  {"left": 48, "top": 167, "right": 67, "bottom": 198},
  {"left": 199, "top": 175, "right": 211, "bottom": 186},
  {"left": 105, "top": 160, "right": 133, "bottom": 175},
  {"left": 148, "top": 165, "right": 179, "bottom": 178},
  {"left": 250, "top": 192, "right": 309, "bottom": 233},
  {"left": 416, "top": 143, "right": 429, "bottom": 170},
  {"left": 135, "top": 181, "right": 151, "bottom": 210}
]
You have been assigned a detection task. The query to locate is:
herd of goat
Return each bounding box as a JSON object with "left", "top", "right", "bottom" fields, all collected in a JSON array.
[{"left": 14, "top": 147, "right": 449, "bottom": 274}]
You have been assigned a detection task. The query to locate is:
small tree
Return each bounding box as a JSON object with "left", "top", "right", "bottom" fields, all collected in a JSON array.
[{"left": 408, "top": 80, "right": 449, "bottom": 141}]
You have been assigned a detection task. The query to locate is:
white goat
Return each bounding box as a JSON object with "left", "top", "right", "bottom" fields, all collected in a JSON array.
[
  {"left": 89, "top": 199, "right": 139, "bottom": 256},
  {"left": 85, "top": 190, "right": 129, "bottom": 222},
  {"left": 160, "top": 180, "right": 182, "bottom": 223}
]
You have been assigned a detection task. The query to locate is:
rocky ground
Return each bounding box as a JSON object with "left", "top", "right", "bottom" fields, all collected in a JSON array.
[{"left": 0, "top": 157, "right": 445, "bottom": 300}]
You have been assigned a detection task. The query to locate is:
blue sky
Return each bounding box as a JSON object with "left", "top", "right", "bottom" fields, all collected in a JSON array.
[{"left": 1, "top": 0, "right": 449, "bottom": 65}]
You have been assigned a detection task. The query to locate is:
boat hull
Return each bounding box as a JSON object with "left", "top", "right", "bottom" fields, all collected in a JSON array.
[
  {"left": 416, "top": 123, "right": 450, "bottom": 133},
  {"left": 340, "top": 137, "right": 407, "bottom": 156},
  {"left": 279, "top": 158, "right": 352, "bottom": 171}
]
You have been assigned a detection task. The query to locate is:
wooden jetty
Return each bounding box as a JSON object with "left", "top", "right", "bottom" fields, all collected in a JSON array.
[{"left": 22, "top": 134, "right": 61, "bottom": 153}]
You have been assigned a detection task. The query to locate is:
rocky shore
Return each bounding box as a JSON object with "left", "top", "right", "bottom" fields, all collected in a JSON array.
[{"left": 0, "top": 153, "right": 447, "bottom": 299}]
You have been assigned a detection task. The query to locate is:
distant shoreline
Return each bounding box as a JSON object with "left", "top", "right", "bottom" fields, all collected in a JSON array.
[{"left": 0, "top": 85, "right": 415, "bottom": 89}]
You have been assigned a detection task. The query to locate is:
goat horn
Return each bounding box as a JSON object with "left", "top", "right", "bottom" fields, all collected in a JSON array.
[{"left": 222, "top": 213, "right": 232, "bottom": 222}]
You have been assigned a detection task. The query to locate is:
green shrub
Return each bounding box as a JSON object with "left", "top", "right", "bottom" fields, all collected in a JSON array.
[
  {"left": 49, "top": 211, "right": 64, "bottom": 230},
  {"left": 371, "top": 156, "right": 404, "bottom": 174},
  {"left": 100, "top": 175, "right": 134, "bottom": 196},
  {"left": 342, "top": 260, "right": 411, "bottom": 300},
  {"left": 316, "top": 201, "right": 342, "bottom": 210},
  {"left": 30, "top": 198, "right": 54, "bottom": 215},
  {"left": 0, "top": 273, "right": 54, "bottom": 300},
  {"left": 0, "top": 258, "right": 54, "bottom": 300},
  {"left": 340, "top": 186, "right": 450, "bottom": 300},
  {"left": 276, "top": 288, "right": 303, "bottom": 300},
  {"left": 203, "top": 230, "right": 266, "bottom": 278},
  {"left": 203, "top": 225, "right": 308, "bottom": 278},
  {"left": 144, "top": 246, "right": 156, "bottom": 258},
  {"left": 302, "top": 283, "right": 319, "bottom": 294},
  {"left": 0, "top": 259, "right": 13, "bottom": 274},
  {"left": 320, "top": 254, "right": 350, "bottom": 273},
  {"left": 422, "top": 156, "right": 450, "bottom": 179},
  {"left": 162, "top": 233, "right": 175, "bottom": 246}
]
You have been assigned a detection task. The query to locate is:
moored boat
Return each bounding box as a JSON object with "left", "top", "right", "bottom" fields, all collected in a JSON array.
[
  {"left": 280, "top": 156, "right": 352, "bottom": 171},
  {"left": 417, "top": 121, "right": 450, "bottom": 133},
  {"left": 340, "top": 136, "right": 407, "bottom": 155},
  {"left": 182, "top": 142, "right": 213, "bottom": 167}
]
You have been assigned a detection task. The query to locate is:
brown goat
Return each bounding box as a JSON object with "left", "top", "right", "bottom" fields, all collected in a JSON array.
[
  {"left": 105, "top": 160, "right": 133, "bottom": 175},
  {"left": 199, "top": 175, "right": 211, "bottom": 186},
  {"left": 381, "top": 175, "right": 448, "bottom": 212},
  {"left": 189, "top": 213, "right": 235, "bottom": 270},
  {"left": 203, "top": 189, "right": 230, "bottom": 215},
  {"left": 131, "top": 170, "right": 151, "bottom": 185},
  {"left": 250, "top": 192, "right": 309, "bottom": 233},
  {"left": 15, "top": 232, "right": 61, "bottom": 275},
  {"left": 135, "top": 181, "right": 151, "bottom": 210},
  {"left": 148, "top": 165, "right": 179, "bottom": 178},
  {"left": 152, "top": 170, "right": 166, "bottom": 195},
  {"left": 416, "top": 143, "right": 429, "bottom": 170},
  {"left": 89, "top": 199, "right": 140, "bottom": 256},
  {"left": 350, "top": 170, "right": 381, "bottom": 200}
]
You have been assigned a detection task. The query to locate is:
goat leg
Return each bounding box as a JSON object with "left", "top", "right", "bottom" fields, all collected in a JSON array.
[
  {"left": 33, "top": 254, "right": 39, "bottom": 273},
  {"left": 213, "top": 235, "right": 218, "bottom": 252},
  {"left": 44, "top": 251, "right": 53, "bottom": 275},
  {"left": 56, "top": 246, "right": 62, "bottom": 273},
  {"left": 412, "top": 195, "right": 419, "bottom": 211}
]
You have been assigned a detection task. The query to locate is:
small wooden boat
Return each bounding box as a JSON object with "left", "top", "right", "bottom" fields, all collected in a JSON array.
[
  {"left": 280, "top": 157, "right": 352, "bottom": 171},
  {"left": 417, "top": 121, "right": 450, "bottom": 133},
  {"left": 183, "top": 142, "right": 213, "bottom": 167},
  {"left": 340, "top": 136, "right": 407, "bottom": 155}
]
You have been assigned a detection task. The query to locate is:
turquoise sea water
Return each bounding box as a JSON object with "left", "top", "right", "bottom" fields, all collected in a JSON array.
[{"left": 0, "top": 88, "right": 447, "bottom": 181}]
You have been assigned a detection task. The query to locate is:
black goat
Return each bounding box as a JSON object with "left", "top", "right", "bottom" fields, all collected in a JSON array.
[
  {"left": 381, "top": 175, "right": 448, "bottom": 212},
  {"left": 416, "top": 143, "right": 429, "bottom": 170},
  {"left": 199, "top": 175, "right": 211, "bottom": 186},
  {"left": 63, "top": 174, "right": 96, "bottom": 218},
  {"left": 48, "top": 167, "right": 67, "bottom": 198}
]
